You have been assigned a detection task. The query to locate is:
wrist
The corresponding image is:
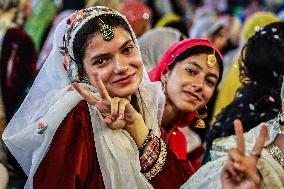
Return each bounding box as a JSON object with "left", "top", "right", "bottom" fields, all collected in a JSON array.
[{"left": 124, "top": 114, "right": 149, "bottom": 147}]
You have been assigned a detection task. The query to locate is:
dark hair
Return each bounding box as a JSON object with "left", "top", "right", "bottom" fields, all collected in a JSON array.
[
  {"left": 168, "top": 45, "right": 224, "bottom": 84},
  {"left": 164, "top": 20, "right": 188, "bottom": 37},
  {"left": 211, "top": 25, "right": 225, "bottom": 38},
  {"left": 240, "top": 21, "right": 284, "bottom": 87},
  {"left": 73, "top": 14, "right": 133, "bottom": 64}
]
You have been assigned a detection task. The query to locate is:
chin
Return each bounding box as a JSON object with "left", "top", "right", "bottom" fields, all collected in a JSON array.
[
  {"left": 111, "top": 85, "right": 139, "bottom": 98},
  {"left": 176, "top": 102, "right": 199, "bottom": 113}
]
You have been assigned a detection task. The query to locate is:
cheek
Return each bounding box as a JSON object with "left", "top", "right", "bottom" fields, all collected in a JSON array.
[
  {"left": 132, "top": 56, "right": 143, "bottom": 75},
  {"left": 203, "top": 87, "right": 215, "bottom": 103},
  {"left": 166, "top": 74, "right": 183, "bottom": 96},
  {"left": 168, "top": 71, "right": 190, "bottom": 88},
  {"left": 84, "top": 65, "right": 112, "bottom": 87},
  {"left": 132, "top": 55, "right": 143, "bottom": 67}
]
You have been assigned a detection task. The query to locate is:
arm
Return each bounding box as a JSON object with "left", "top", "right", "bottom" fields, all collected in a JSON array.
[{"left": 137, "top": 127, "right": 194, "bottom": 189}]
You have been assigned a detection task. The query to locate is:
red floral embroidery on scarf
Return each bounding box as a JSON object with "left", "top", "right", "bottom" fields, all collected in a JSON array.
[{"left": 37, "top": 121, "right": 48, "bottom": 134}]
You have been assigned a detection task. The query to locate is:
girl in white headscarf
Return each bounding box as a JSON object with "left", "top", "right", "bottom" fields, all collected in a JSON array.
[{"left": 2, "top": 6, "right": 194, "bottom": 189}]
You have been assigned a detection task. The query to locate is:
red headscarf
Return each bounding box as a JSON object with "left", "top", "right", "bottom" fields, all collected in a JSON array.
[
  {"left": 120, "top": 2, "right": 152, "bottom": 29},
  {"left": 149, "top": 38, "right": 224, "bottom": 167},
  {"left": 149, "top": 38, "right": 224, "bottom": 81}
]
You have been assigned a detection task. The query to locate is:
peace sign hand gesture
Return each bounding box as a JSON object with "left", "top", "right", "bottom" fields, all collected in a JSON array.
[
  {"left": 221, "top": 119, "right": 268, "bottom": 189},
  {"left": 72, "top": 71, "right": 140, "bottom": 130}
]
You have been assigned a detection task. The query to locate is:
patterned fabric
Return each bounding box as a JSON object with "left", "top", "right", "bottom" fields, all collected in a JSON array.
[
  {"left": 140, "top": 134, "right": 161, "bottom": 171},
  {"left": 63, "top": 6, "right": 117, "bottom": 60},
  {"left": 207, "top": 81, "right": 281, "bottom": 143},
  {"left": 266, "top": 144, "right": 284, "bottom": 169},
  {"left": 36, "top": 10, "right": 74, "bottom": 70},
  {"left": 142, "top": 139, "right": 167, "bottom": 180}
]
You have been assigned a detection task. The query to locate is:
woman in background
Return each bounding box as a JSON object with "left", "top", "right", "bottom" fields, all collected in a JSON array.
[
  {"left": 207, "top": 22, "right": 284, "bottom": 144},
  {"left": 149, "top": 38, "right": 224, "bottom": 170},
  {"left": 0, "top": 1, "right": 36, "bottom": 186}
]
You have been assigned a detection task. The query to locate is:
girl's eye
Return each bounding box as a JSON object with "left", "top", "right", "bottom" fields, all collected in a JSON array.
[
  {"left": 94, "top": 58, "right": 109, "bottom": 65},
  {"left": 122, "top": 45, "right": 134, "bottom": 55},
  {"left": 206, "top": 78, "right": 216, "bottom": 87},
  {"left": 185, "top": 68, "right": 198, "bottom": 75}
]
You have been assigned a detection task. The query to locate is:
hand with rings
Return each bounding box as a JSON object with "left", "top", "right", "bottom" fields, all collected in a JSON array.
[
  {"left": 72, "top": 71, "right": 140, "bottom": 130},
  {"left": 221, "top": 119, "right": 268, "bottom": 189}
]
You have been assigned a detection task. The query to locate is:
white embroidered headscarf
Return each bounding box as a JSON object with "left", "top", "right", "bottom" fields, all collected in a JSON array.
[{"left": 3, "top": 6, "right": 165, "bottom": 189}]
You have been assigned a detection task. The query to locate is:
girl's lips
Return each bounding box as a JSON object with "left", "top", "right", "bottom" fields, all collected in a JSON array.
[
  {"left": 184, "top": 91, "right": 200, "bottom": 101},
  {"left": 113, "top": 73, "right": 135, "bottom": 84}
]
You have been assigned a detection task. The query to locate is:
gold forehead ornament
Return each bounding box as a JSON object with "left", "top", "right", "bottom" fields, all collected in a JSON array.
[
  {"left": 99, "top": 18, "right": 114, "bottom": 41},
  {"left": 207, "top": 50, "right": 217, "bottom": 68}
]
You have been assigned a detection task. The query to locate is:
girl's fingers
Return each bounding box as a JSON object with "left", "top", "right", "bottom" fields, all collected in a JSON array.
[
  {"left": 118, "top": 98, "right": 129, "bottom": 120},
  {"left": 228, "top": 148, "right": 243, "bottom": 164},
  {"left": 233, "top": 162, "right": 246, "bottom": 172},
  {"left": 251, "top": 124, "right": 268, "bottom": 160},
  {"left": 92, "top": 71, "right": 111, "bottom": 100},
  {"left": 72, "top": 82, "right": 98, "bottom": 105},
  {"left": 109, "top": 119, "right": 126, "bottom": 130},
  {"left": 233, "top": 119, "right": 245, "bottom": 155},
  {"left": 111, "top": 97, "right": 120, "bottom": 120},
  {"left": 223, "top": 160, "right": 238, "bottom": 179}
]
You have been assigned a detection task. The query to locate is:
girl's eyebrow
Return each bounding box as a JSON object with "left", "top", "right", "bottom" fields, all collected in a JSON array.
[
  {"left": 90, "top": 40, "right": 133, "bottom": 62},
  {"left": 187, "top": 61, "right": 219, "bottom": 79},
  {"left": 119, "top": 39, "right": 132, "bottom": 50}
]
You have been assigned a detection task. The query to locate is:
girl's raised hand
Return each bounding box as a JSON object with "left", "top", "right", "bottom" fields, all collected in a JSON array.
[
  {"left": 72, "top": 71, "right": 139, "bottom": 130},
  {"left": 221, "top": 119, "right": 268, "bottom": 189}
]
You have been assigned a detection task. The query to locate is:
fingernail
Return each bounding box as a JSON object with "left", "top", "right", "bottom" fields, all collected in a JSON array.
[
  {"left": 118, "top": 114, "right": 124, "bottom": 120},
  {"left": 111, "top": 115, "right": 116, "bottom": 121}
]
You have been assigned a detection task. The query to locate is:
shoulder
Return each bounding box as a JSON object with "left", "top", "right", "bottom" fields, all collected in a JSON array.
[
  {"left": 65, "top": 100, "right": 90, "bottom": 121},
  {"left": 57, "top": 100, "right": 93, "bottom": 141}
]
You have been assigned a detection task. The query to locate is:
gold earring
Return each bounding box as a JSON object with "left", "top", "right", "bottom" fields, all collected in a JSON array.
[
  {"left": 82, "top": 75, "right": 90, "bottom": 84},
  {"left": 195, "top": 106, "right": 208, "bottom": 128}
]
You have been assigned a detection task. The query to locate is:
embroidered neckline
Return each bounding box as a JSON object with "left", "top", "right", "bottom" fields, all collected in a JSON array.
[{"left": 266, "top": 144, "right": 284, "bottom": 169}]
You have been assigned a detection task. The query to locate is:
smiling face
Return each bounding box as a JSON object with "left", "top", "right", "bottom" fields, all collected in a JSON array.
[
  {"left": 162, "top": 53, "right": 220, "bottom": 113},
  {"left": 82, "top": 26, "right": 143, "bottom": 98}
]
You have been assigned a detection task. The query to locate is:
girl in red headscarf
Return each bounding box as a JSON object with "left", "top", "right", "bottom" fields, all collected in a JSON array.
[{"left": 149, "top": 38, "right": 224, "bottom": 170}]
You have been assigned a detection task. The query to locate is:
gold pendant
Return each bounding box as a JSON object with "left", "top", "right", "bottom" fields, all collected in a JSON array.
[{"left": 207, "top": 54, "right": 217, "bottom": 68}]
